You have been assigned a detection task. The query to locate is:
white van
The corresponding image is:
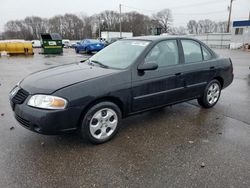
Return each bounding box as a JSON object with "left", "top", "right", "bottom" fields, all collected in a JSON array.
[
  {"left": 31, "top": 40, "right": 41, "bottom": 48},
  {"left": 62, "top": 39, "right": 70, "bottom": 48}
]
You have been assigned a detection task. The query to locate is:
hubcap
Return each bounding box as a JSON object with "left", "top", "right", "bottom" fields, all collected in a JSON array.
[
  {"left": 207, "top": 83, "right": 220, "bottom": 105},
  {"left": 89, "top": 108, "right": 118, "bottom": 140}
]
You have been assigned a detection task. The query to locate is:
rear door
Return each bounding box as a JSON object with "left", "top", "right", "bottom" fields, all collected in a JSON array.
[
  {"left": 179, "top": 39, "right": 214, "bottom": 99},
  {"left": 131, "top": 39, "right": 185, "bottom": 112}
]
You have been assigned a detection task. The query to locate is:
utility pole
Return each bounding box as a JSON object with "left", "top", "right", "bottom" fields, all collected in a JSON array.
[
  {"left": 119, "top": 4, "right": 122, "bottom": 38},
  {"left": 227, "top": 0, "right": 234, "bottom": 33},
  {"left": 99, "top": 16, "right": 101, "bottom": 39}
]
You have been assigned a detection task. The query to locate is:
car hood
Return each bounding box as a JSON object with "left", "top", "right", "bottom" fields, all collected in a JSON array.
[{"left": 20, "top": 63, "right": 120, "bottom": 94}]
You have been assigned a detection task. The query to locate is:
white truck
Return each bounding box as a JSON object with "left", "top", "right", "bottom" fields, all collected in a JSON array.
[{"left": 101, "top": 31, "right": 133, "bottom": 41}]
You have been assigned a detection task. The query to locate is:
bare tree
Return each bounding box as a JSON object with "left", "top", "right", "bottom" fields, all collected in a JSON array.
[
  {"left": 153, "top": 9, "right": 173, "bottom": 33},
  {"left": 197, "top": 20, "right": 215, "bottom": 34},
  {"left": 187, "top": 20, "right": 198, "bottom": 34},
  {"left": 122, "top": 11, "right": 152, "bottom": 36},
  {"left": 2, "top": 9, "right": 231, "bottom": 40},
  {"left": 99, "top": 10, "right": 120, "bottom": 31},
  {"left": 93, "top": 10, "right": 152, "bottom": 37},
  {"left": 170, "top": 26, "right": 187, "bottom": 35},
  {"left": 216, "top": 21, "right": 228, "bottom": 33},
  {"left": 4, "top": 20, "right": 32, "bottom": 39},
  {"left": 24, "top": 16, "right": 48, "bottom": 39},
  {"left": 48, "top": 15, "right": 64, "bottom": 37},
  {"left": 62, "top": 14, "right": 85, "bottom": 39},
  {"left": 187, "top": 19, "right": 227, "bottom": 34},
  {"left": 79, "top": 14, "right": 93, "bottom": 38}
]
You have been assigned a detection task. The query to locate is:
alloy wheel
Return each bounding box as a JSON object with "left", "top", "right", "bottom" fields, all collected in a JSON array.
[
  {"left": 207, "top": 83, "right": 220, "bottom": 105},
  {"left": 89, "top": 108, "right": 118, "bottom": 140}
]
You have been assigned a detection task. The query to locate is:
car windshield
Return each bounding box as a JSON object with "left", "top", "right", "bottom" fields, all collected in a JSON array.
[{"left": 90, "top": 40, "right": 150, "bottom": 69}]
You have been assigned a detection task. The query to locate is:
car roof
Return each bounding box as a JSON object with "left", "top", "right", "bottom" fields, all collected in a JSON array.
[
  {"left": 123, "top": 35, "right": 217, "bottom": 57},
  {"left": 124, "top": 35, "right": 196, "bottom": 42}
]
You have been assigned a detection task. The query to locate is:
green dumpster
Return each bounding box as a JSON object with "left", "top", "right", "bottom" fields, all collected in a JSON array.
[{"left": 41, "top": 33, "right": 63, "bottom": 54}]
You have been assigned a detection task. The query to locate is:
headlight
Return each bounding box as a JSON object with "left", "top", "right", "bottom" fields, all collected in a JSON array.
[{"left": 28, "top": 95, "right": 67, "bottom": 109}]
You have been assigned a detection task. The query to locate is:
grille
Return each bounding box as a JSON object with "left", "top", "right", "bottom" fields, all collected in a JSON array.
[
  {"left": 15, "top": 114, "right": 30, "bottom": 127},
  {"left": 12, "top": 88, "right": 29, "bottom": 104}
]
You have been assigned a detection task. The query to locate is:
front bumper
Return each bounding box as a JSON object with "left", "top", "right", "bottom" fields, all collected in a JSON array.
[{"left": 11, "top": 100, "right": 82, "bottom": 135}]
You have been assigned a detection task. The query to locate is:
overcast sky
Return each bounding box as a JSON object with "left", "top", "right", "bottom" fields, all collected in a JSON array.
[{"left": 0, "top": 0, "right": 249, "bottom": 31}]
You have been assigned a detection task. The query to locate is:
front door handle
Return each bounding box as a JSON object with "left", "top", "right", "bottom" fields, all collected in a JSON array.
[{"left": 175, "top": 72, "right": 182, "bottom": 76}]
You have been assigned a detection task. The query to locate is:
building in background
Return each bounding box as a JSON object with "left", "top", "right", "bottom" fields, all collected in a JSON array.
[{"left": 230, "top": 20, "right": 250, "bottom": 49}]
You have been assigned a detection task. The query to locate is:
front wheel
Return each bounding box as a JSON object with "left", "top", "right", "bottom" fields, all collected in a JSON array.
[
  {"left": 81, "top": 102, "right": 121, "bottom": 144},
  {"left": 197, "top": 80, "right": 221, "bottom": 108},
  {"left": 86, "top": 47, "right": 91, "bottom": 54}
]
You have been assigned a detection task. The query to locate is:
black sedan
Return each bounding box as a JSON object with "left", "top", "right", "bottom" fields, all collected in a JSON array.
[{"left": 9, "top": 36, "right": 233, "bottom": 144}]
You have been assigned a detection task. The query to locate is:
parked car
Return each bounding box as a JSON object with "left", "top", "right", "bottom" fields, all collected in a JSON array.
[
  {"left": 9, "top": 36, "right": 233, "bottom": 144},
  {"left": 105, "top": 37, "right": 122, "bottom": 46},
  {"left": 75, "top": 39, "right": 105, "bottom": 54},
  {"left": 70, "top": 41, "right": 79, "bottom": 48}
]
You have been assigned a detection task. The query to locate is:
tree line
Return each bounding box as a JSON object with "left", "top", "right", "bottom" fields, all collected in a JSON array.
[{"left": 1, "top": 9, "right": 228, "bottom": 40}]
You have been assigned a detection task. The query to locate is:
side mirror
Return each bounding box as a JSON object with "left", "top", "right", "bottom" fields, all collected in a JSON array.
[{"left": 138, "top": 62, "right": 158, "bottom": 71}]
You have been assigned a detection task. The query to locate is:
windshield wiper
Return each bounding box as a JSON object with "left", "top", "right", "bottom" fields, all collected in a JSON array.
[
  {"left": 88, "top": 59, "right": 110, "bottom": 69},
  {"left": 80, "top": 59, "right": 88, "bottom": 63}
]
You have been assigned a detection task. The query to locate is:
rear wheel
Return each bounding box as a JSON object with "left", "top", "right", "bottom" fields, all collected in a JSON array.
[
  {"left": 81, "top": 102, "right": 121, "bottom": 144},
  {"left": 75, "top": 48, "right": 79, "bottom": 53},
  {"left": 197, "top": 80, "right": 221, "bottom": 108}
]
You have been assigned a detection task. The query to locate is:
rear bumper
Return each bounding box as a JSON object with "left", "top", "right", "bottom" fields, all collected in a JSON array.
[{"left": 12, "top": 101, "right": 82, "bottom": 135}]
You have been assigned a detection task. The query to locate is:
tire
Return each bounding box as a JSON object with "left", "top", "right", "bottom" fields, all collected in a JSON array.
[
  {"left": 86, "top": 47, "right": 91, "bottom": 54},
  {"left": 81, "top": 102, "right": 121, "bottom": 144},
  {"left": 197, "top": 79, "right": 221, "bottom": 108},
  {"left": 75, "top": 49, "right": 79, "bottom": 53}
]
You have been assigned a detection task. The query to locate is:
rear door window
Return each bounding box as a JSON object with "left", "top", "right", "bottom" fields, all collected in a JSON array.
[
  {"left": 181, "top": 40, "right": 202, "bottom": 63},
  {"left": 202, "top": 45, "right": 212, "bottom": 61}
]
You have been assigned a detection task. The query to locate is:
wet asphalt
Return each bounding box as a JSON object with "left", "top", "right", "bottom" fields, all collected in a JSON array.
[{"left": 0, "top": 48, "right": 249, "bottom": 188}]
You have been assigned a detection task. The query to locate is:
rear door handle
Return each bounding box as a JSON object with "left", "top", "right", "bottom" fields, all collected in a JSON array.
[
  {"left": 175, "top": 72, "right": 182, "bottom": 76},
  {"left": 210, "top": 66, "right": 215, "bottom": 70}
]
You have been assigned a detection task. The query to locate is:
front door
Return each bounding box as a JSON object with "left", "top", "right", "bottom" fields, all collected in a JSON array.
[{"left": 131, "top": 39, "right": 185, "bottom": 112}]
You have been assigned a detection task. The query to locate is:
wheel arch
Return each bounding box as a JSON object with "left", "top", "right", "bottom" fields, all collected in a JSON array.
[
  {"left": 77, "top": 96, "right": 125, "bottom": 128},
  {"left": 213, "top": 76, "right": 224, "bottom": 88}
]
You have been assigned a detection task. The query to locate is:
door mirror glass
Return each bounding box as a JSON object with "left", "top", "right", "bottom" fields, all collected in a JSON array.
[{"left": 138, "top": 62, "right": 158, "bottom": 71}]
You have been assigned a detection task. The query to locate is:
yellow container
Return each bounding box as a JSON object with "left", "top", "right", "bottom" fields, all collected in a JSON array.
[
  {"left": 0, "top": 41, "right": 34, "bottom": 55},
  {"left": 0, "top": 43, "right": 6, "bottom": 52}
]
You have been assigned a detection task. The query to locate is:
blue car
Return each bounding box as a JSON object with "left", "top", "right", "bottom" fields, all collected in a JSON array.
[{"left": 75, "top": 39, "right": 105, "bottom": 54}]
